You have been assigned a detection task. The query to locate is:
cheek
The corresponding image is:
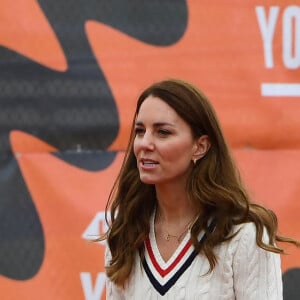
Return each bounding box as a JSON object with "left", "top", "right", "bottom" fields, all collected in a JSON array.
[
  {"left": 161, "top": 142, "right": 193, "bottom": 162},
  {"left": 133, "top": 138, "right": 139, "bottom": 157}
]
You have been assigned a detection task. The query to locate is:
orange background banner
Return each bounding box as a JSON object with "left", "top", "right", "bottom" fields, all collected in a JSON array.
[{"left": 0, "top": 1, "right": 299, "bottom": 299}]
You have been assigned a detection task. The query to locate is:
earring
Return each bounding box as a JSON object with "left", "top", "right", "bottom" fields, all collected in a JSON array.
[{"left": 193, "top": 159, "right": 197, "bottom": 165}]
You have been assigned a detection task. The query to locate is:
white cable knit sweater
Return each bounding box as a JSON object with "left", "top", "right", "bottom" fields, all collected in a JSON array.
[{"left": 105, "top": 220, "right": 283, "bottom": 300}]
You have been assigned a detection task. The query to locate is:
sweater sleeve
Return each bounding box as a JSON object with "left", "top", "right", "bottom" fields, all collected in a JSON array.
[
  {"left": 232, "top": 223, "right": 283, "bottom": 300},
  {"left": 104, "top": 246, "right": 125, "bottom": 300}
]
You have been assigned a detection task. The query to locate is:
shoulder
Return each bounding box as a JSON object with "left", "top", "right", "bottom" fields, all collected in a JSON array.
[
  {"left": 229, "top": 222, "right": 279, "bottom": 263},
  {"left": 235, "top": 222, "right": 256, "bottom": 236},
  {"left": 223, "top": 222, "right": 271, "bottom": 256},
  {"left": 231, "top": 222, "right": 269, "bottom": 243}
]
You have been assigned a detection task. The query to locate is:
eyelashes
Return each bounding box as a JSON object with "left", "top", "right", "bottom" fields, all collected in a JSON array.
[
  {"left": 157, "top": 129, "right": 171, "bottom": 137},
  {"left": 134, "top": 127, "right": 145, "bottom": 135},
  {"left": 134, "top": 127, "right": 172, "bottom": 137}
]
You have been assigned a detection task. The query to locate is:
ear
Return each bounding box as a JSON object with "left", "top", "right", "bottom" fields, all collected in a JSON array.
[{"left": 192, "top": 135, "right": 211, "bottom": 162}]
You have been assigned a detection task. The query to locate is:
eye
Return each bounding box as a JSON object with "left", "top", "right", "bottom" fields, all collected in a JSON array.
[
  {"left": 134, "top": 127, "right": 145, "bottom": 136},
  {"left": 157, "top": 129, "right": 171, "bottom": 137}
]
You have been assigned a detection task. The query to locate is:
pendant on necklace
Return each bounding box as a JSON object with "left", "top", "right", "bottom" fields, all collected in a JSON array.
[{"left": 165, "top": 232, "right": 183, "bottom": 243}]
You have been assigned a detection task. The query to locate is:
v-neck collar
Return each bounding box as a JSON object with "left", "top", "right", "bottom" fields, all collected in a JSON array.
[
  {"left": 149, "top": 211, "right": 192, "bottom": 268},
  {"left": 142, "top": 212, "right": 215, "bottom": 296}
]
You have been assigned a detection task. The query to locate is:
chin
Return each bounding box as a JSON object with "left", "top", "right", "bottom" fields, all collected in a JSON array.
[{"left": 139, "top": 176, "right": 158, "bottom": 185}]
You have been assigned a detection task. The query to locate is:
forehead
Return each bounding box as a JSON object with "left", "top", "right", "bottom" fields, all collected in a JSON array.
[{"left": 136, "top": 95, "right": 180, "bottom": 122}]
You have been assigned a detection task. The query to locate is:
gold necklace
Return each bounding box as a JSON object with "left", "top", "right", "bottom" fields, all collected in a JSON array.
[
  {"left": 164, "top": 218, "right": 196, "bottom": 243},
  {"left": 165, "top": 229, "right": 188, "bottom": 243}
]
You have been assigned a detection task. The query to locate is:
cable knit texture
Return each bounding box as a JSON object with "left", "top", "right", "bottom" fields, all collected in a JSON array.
[{"left": 105, "top": 222, "right": 283, "bottom": 299}]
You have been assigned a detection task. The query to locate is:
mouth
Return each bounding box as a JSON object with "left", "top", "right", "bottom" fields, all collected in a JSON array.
[{"left": 140, "top": 159, "right": 159, "bottom": 167}]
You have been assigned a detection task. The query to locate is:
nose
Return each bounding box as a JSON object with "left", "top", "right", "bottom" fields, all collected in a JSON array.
[{"left": 137, "top": 131, "right": 155, "bottom": 151}]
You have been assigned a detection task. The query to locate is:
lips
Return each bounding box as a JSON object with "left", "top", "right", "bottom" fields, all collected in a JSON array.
[{"left": 140, "top": 158, "right": 159, "bottom": 167}]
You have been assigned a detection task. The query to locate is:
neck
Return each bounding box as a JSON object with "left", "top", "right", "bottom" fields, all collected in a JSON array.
[{"left": 155, "top": 184, "right": 199, "bottom": 225}]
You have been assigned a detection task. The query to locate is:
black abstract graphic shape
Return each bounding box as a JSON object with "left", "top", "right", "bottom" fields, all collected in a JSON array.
[
  {"left": 283, "top": 268, "right": 300, "bottom": 300},
  {"left": 0, "top": 156, "right": 44, "bottom": 280},
  {"left": 0, "top": 0, "right": 187, "bottom": 280}
]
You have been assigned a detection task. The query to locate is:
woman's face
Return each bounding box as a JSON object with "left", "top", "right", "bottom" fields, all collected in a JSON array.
[{"left": 133, "top": 95, "right": 198, "bottom": 186}]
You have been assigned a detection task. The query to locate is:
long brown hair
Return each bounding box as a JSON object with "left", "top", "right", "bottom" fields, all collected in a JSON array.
[{"left": 103, "top": 78, "right": 299, "bottom": 286}]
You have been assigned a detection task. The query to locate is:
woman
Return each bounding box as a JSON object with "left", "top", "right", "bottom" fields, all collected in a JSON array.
[{"left": 103, "top": 79, "right": 299, "bottom": 299}]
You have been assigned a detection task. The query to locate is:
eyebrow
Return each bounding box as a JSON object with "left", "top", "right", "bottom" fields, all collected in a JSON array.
[{"left": 135, "top": 121, "right": 175, "bottom": 127}]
